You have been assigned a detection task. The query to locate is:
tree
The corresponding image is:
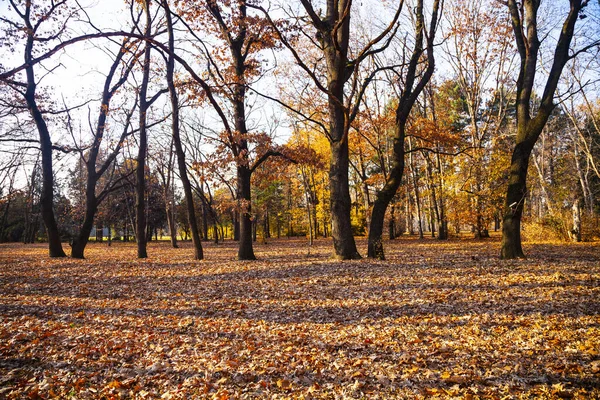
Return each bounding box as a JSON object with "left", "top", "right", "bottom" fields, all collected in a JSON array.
[
  {"left": 253, "top": 0, "right": 402, "bottom": 259},
  {"left": 2, "top": 0, "right": 74, "bottom": 257},
  {"left": 134, "top": 0, "right": 167, "bottom": 258},
  {"left": 367, "top": 0, "right": 441, "bottom": 259},
  {"left": 443, "top": 0, "right": 514, "bottom": 239},
  {"left": 69, "top": 35, "right": 139, "bottom": 259},
  {"left": 162, "top": 0, "right": 203, "bottom": 260},
  {"left": 179, "top": 0, "right": 290, "bottom": 260},
  {"left": 501, "top": 0, "right": 597, "bottom": 259}
]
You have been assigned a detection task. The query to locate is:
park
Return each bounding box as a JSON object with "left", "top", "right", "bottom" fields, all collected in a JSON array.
[{"left": 1, "top": 0, "right": 600, "bottom": 397}]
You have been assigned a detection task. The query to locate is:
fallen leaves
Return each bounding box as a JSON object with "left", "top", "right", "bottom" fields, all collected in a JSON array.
[{"left": 0, "top": 238, "right": 599, "bottom": 398}]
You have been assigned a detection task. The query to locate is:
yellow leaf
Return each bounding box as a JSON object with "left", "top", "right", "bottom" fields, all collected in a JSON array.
[{"left": 277, "top": 378, "right": 291, "bottom": 389}]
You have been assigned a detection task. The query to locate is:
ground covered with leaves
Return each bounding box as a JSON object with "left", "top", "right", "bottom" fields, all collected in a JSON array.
[{"left": 0, "top": 237, "right": 599, "bottom": 399}]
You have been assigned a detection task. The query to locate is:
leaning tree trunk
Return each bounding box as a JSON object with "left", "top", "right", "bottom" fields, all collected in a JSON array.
[
  {"left": 366, "top": 0, "right": 439, "bottom": 259},
  {"left": 164, "top": 0, "right": 203, "bottom": 260},
  {"left": 501, "top": 0, "right": 584, "bottom": 259},
  {"left": 24, "top": 46, "right": 65, "bottom": 257},
  {"left": 71, "top": 192, "right": 97, "bottom": 259},
  {"left": 368, "top": 125, "right": 405, "bottom": 259}
]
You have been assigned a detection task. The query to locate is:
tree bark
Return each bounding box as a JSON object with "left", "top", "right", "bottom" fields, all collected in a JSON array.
[
  {"left": 368, "top": 126, "right": 405, "bottom": 259},
  {"left": 330, "top": 138, "right": 360, "bottom": 259},
  {"left": 164, "top": 0, "right": 203, "bottom": 260},
  {"left": 71, "top": 194, "right": 97, "bottom": 259},
  {"left": 237, "top": 165, "right": 255, "bottom": 259},
  {"left": 366, "top": 0, "right": 439, "bottom": 258},
  {"left": 23, "top": 32, "right": 65, "bottom": 257},
  {"left": 501, "top": 143, "right": 531, "bottom": 259},
  {"left": 501, "top": 0, "right": 583, "bottom": 259},
  {"left": 135, "top": 0, "right": 153, "bottom": 259}
]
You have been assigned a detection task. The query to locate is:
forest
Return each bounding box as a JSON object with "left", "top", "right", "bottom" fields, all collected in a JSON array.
[{"left": 0, "top": 0, "right": 599, "bottom": 397}]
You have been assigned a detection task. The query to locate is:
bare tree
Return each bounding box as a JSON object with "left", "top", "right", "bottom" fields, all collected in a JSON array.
[
  {"left": 501, "top": 0, "right": 597, "bottom": 259},
  {"left": 368, "top": 0, "right": 442, "bottom": 259},
  {"left": 252, "top": 0, "right": 403, "bottom": 259}
]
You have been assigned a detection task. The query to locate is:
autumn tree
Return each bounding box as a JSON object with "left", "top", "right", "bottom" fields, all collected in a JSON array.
[
  {"left": 152, "top": 137, "right": 179, "bottom": 248},
  {"left": 162, "top": 0, "right": 203, "bottom": 259},
  {"left": 133, "top": 0, "right": 169, "bottom": 258},
  {"left": 443, "top": 0, "right": 514, "bottom": 239},
  {"left": 177, "top": 0, "right": 291, "bottom": 260},
  {"left": 501, "top": 0, "right": 598, "bottom": 259}
]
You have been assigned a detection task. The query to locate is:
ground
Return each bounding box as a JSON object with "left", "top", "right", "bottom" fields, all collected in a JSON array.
[{"left": 0, "top": 237, "right": 599, "bottom": 399}]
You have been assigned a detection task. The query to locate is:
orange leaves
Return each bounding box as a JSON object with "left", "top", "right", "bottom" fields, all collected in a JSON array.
[
  {"left": 408, "top": 115, "right": 460, "bottom": 147},
  {"left": 0, "top": 239, "right": 599, "bottom": 398}
]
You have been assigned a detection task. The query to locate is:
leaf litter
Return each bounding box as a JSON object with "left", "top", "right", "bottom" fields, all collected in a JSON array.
[{"left": 0, "top": 238, "right": 599, "bottom": 399}]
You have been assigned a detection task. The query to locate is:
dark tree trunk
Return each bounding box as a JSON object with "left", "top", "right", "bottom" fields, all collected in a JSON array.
[
  {"left": 368, "top": 128, "right": 405, "bottom": 259},
  {"left": 233, "top": 211, "right": 240, "bottom": 241},
  {"left": 263, "top": 207, "right": 270, "bottom": 239},
  {"left": 501, "top": 144, "right": 531, "bottom": 259},
  {"left": 436, "top": 152, "right": 448, "bottom": 240},
  {"left": 501, "top": 0, "right": 583, "bottom": 259},
  {"left": 330, "top": 139, "right": 360, "bottom": 259},
  {"left": 388, "top": 204, "right": 396, "bottom": 240},
  {"left": 71, "top": 195, "right": 97, "bottom": 259},
  {"left": 237, "top": 165, "right": 255, "bottom": 259},
  {"left": 166, "top": 202, "right": 178, "bottom": 248},
  {"left": 135, "top": 0, "right": 152, "bottom": 258},
  {"left": 135, "top": 0, "right": 152, "bottom": 259},
  {"left": 164, "top": 0, "right": 203, "bottom": 260},
  {"left": 24, "top": 57, "right": 65, "bottom": 256},
  {"left": 18, "top": 2, "right": 66, "bottom": 257},
  {"left": 97, "top": 224, "right": 103, "bottom": 242},
  {"left": 202, "top": 203, "right": 209, "bottom": 241},
  {"left": 366, "top": 0, "right": 439, "bottom": 259},
  {"left": 213, "top": 224, "right": 219, "bottom": 244}
]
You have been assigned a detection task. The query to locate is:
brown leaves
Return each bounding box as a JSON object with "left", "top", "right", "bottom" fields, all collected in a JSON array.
[{"left": 0, "top": 239, "right": 599, "bottom": 398}]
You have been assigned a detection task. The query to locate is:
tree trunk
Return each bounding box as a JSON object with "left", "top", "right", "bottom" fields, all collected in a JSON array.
[
  {"left": 368, "top": 129, "right": 405, "bottom": 259},
  {"left": 164, "top": 0, "right": 203, "bottom": 260},
  {"left": 330, "top": 139, "right": 360, "bottom": 259},
  {"left": 166, "top": 202, "right": 178, "bottom": 248},
  {"left": 233, "top": 210, "right": 240, "bottom": 241},
  {"left": 237, "top": 166, "right": 255, "bottom": 260},
  {"left": 571, "top": 199, "right": 582, "bottom": 242},
  {"left": 502, "top": 0, "right": 583, "bottom": 259},
  {"left": 409, "top": 145, "right": 424, "bottom": 240},
  {"left": 306, "top": 192, "right": 314, "bottom": 246},
  {"left": 71, "top": 195, "right": 97, "bottom": 259},
  {"left": 135, "top": 0, "right": 152, "bottom": 259},
  {"left": 21, "top": 6, "right": 66, "bottom": 257},
  {"left": 202, "top": 203, "right": 209, "bottom": 240},
  {"left": 366, "top": 0, "right": 439, "bottom": 258},
  {"left": 501, "top": 144, "right": 530, "bottom": 259},
  {"left": 389, "top": 204, "right": 396, "bottom": 240},
  {"left": 264, "top": 207, "right": 270, "bottom": 239}
]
